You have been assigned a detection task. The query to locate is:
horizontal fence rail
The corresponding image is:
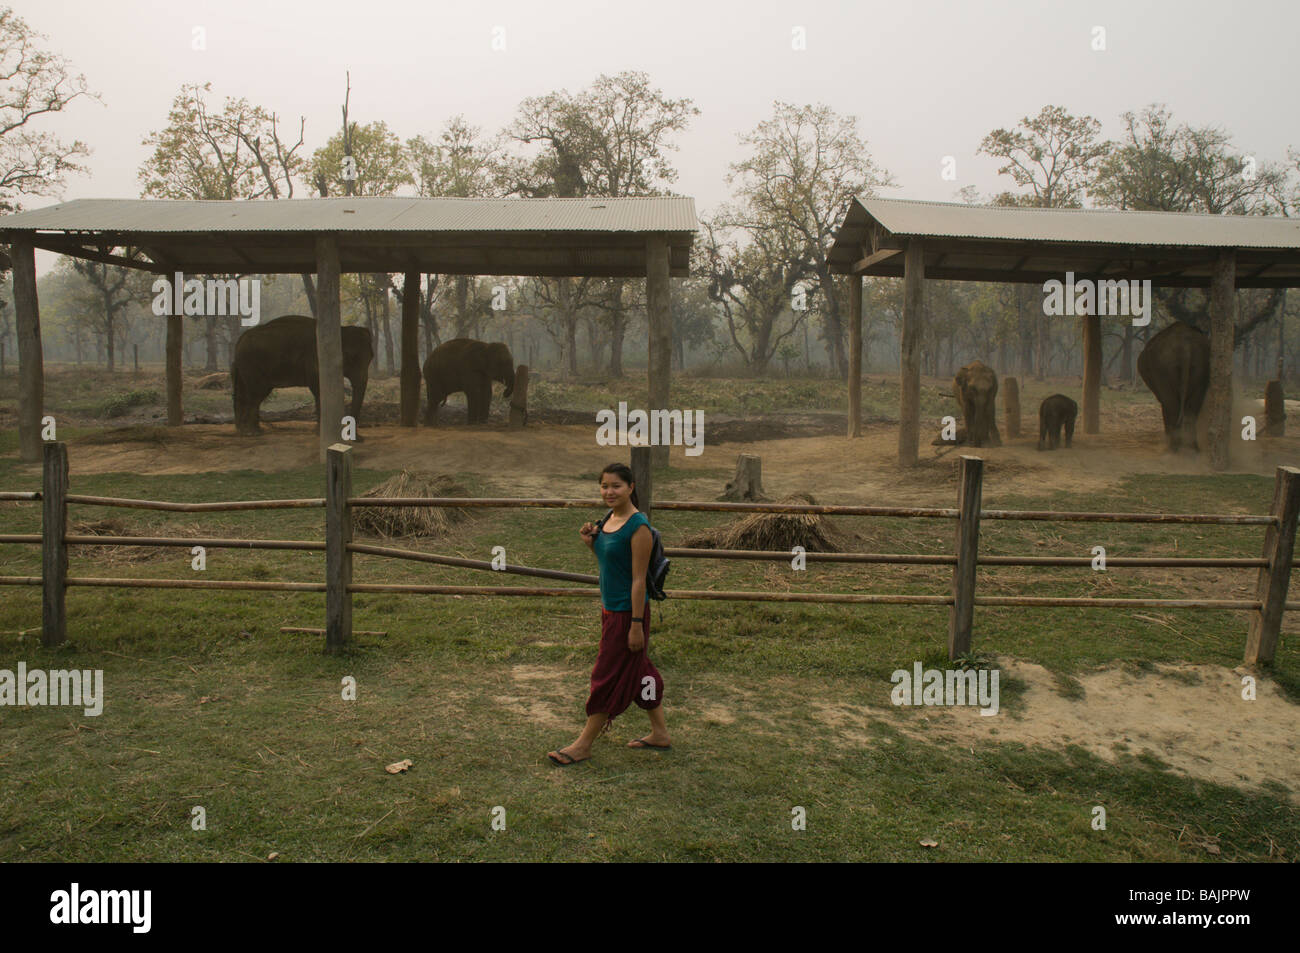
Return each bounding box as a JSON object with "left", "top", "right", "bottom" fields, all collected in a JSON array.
[
  {"left": 1, "top": 443, "right": 1296, "bottom": 663},
  {"left": 64, "top": 494, "right": 325, "bottom": 512}
]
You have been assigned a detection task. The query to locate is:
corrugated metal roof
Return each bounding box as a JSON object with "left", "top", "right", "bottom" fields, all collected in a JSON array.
[
  {"left": 855, "top": 197, "right": 1300, "bottom": 248},
  {"left": 0, "top": 196, "right": 698, "bottom": 233},
  {"left": 828, "top": 197, "right": 1300, "bottom": 287}
]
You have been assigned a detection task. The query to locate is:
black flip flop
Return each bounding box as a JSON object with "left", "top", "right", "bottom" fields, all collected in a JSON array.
[
  {"left": 628, "top": 737, "right": 672, "bottom": 750},
  {"left": 548, "top": 749, "right": 589, "bottom": 766}
]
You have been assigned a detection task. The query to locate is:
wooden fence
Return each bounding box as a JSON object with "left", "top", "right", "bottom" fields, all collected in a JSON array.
[{"left": 0, "top": 442, "right": 1296, "bottom": 664}]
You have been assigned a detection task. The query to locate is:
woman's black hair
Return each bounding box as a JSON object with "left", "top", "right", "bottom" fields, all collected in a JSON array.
[{"left": 600, "top": 462, "right": 640, "bottom": 508}]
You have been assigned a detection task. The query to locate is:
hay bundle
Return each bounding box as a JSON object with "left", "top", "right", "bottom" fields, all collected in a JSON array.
[
  {"left": 680, "top": 492, "right": 847, "bottom": 552},
  {"left": 353, "top": 470, "right": 476, "bottom": 539},
  {"left": 67, "top": 517, "right": 196, "bottom": 564}
]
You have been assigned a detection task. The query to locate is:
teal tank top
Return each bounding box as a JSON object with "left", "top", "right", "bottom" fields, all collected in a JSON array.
[{"left": 593, "top": 511, "right": 650, "bottom": 611}]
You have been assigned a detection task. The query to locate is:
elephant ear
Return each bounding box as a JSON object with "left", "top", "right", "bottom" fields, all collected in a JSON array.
[{"left": 954, "top": 368, "right": 968, "bottom": 396}]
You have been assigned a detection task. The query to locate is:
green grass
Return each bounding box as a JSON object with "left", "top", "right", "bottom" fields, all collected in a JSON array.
[{"left": 0, "top": 455, "right": 1296, "bottom": 862}]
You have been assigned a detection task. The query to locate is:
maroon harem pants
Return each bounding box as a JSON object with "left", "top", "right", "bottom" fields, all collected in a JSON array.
[{"left": 586, "top": 601, "right": 664, "bottom": 721}]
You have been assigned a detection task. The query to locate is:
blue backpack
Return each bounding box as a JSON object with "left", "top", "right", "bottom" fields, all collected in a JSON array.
[{"left": 596, "top": 510, "right": 670, "bottom": 601}]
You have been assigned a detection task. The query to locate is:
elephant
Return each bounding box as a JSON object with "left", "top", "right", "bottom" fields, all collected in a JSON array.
[
  {"left": 423, "top": 338, "right": 515, "bottom": 426},
  {"left": 231, "top": 315, "right": 373, "bottom": 436},
  {"left": 1137, "top": 322, "right": 1210, "bottom": 452},
  {"left": 953, "top": 360, "right": 1001, "bottom": 447},
  {"left": 1037, "top": 394, "right": 1078, "bottom": 451}
]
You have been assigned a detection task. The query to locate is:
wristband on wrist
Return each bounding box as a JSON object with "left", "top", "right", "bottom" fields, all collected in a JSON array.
[{"left": 631, "top": 617, "right": 644, "bottom": 623}]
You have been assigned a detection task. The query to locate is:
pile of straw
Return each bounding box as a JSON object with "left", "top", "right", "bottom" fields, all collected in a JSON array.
[
  {"left": 67, "top": 517, "right": 191, "bottom": 564},
  {"left": 679, "top": 493, "right": 847, "bottom": 552},
  {"left": 353, "top": 470, "right": 477, "bottom": 539}
]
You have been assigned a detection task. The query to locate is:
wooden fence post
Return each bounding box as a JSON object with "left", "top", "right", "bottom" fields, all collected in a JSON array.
[
  {"left": 42, "top": 441, "right": 68, "bottom": 647},
  {"left": 1245, "top": 465, "right": 1300, "bottom": 665},
  {"left": 631, "top": 445, "right": 653, "bottom": 524},
  {"left": 949, "top": 455, "right": 983, "bottom": 659},
  {"left": 326, "top": 443, "right": 353, "bottom": 652}
]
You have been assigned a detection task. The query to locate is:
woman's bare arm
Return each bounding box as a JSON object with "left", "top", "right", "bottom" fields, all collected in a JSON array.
[{"left": 629, "top": 525, "right": 651, "bottom": 612}]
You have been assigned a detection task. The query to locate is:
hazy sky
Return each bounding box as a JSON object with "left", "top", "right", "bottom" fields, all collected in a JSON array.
[{"left": 15, "top": 0, "right": 1300, "bottom": 273}]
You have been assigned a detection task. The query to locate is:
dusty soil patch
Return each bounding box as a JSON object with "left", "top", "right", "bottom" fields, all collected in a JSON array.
[{"left": 874, "top": 658, "right": 1300, "bottom": 801}]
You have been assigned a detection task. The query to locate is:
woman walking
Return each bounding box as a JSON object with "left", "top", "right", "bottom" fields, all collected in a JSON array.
[{"left": 548, "top": 463, "right": 670, "bottom": 766}]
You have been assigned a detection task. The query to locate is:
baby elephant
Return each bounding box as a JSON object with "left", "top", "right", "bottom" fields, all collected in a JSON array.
[{"left": 1038, "top": 394, "right": 1078, "bottom": 450}]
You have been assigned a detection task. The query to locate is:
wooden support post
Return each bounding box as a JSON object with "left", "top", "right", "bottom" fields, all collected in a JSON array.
[
  {"left": 848, "top": 274, "right": 863, "bottom": 437},
  {"left": 1003, "top": 376, "right": 1021, "bottom": 439},
  {"left": 42, "top": 441, "right": 68, "bottom": 647},
  {"left": 166, "top": 310, "right": 183, "bottom": 426},
  {"left": 1207, "top": 250, "right": 1237, "bottom": 471},
  {"left": 1245, "top": 465, "right": 1300, "bottom": 665},
  {"left": 325, "top": 443, "right": 354, "bottom": 652},
  {"left": 508, "top": 365, "right": 529, "bottom": 429},
  {"left": 948, "top": 454, "right": 983, "bottom": 659},
  {"left": 315, "top": 235, "right": 344, "bottom": 464},
  {"left": 1265, "top": 380, "right": 1285, "bottom": 437},
  {"left": 12, "top": 237, "right": 43, "bottom": 463},
  {"left": 1081, "top": 289, "right": 1101, "bottom": 434},
  {"left": 631, "top": 445, "right": 653, "bottom": 525},
  {"left": 1, "top": 338, "right": 5, "bottom": 375},
  {"left": 400, "top": 271, "right": 420, "bottom": 427},
  {"left": 133, "top": 343, "right": 139, "bottom": 375},
  {"left": 646, "top": 234, "right": 671, "bottom": 469},
  {"left": 899, "top": 240, "right": 924, "bottom": 466}
]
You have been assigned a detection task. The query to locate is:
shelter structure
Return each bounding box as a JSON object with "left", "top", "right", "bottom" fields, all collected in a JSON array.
[
  {"left": 1, "top": 196, "right": 696, "bottom": 463},
  {"left": 829, "top": 197, "right": 1300, "bottom": 468}
]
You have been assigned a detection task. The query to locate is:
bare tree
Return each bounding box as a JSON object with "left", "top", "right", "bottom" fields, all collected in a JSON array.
[{"left": 0, "top": 7, "right": 98, "bottom": 215}]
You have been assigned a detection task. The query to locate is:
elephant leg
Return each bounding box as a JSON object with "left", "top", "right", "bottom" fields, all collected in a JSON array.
[
  {"left": 465, "top": 377, "right": 484, "bottom": 424},
  {"left": 349, "top": 378, "right": 366, "bottom": 428},
  {"left": 476, "top": 380, "right": 492, "bottom": 423},
  {"left": 1182, "top": 411, "right": 1199, "bottom": 452},
  {"left": 1064, "top": 415, "right": 1074, "bottom": 448},
  {"left": 244, "top": 386, "right": 270, "bottom": 435},
  {"left": 425, "top": 382, "right": 443, "bottom": 427},
  {"left": 348, "top": 377, "right": 367, "bottom": 443},
  {"left": 308, "top": 383, "right": 321, "bottom": 435}
]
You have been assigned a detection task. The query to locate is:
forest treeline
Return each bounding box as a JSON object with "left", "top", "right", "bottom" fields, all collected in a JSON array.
[{"left": 2, "top": 7, "right": 1300, "bottom": 385}]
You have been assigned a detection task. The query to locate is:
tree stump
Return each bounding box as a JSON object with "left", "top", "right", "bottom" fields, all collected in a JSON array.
[
  {"left": 1265, "top": 379, "right": 1285, "bottom": 437},
  {"left": 1004, "top": 376, "right": 1021, "bottom": 439},
  {"left": 508, "top": 365, "right": 529, "bottom": 429},
  {"left": 721, "top": 453, "right": 768, "bottom": 501}
]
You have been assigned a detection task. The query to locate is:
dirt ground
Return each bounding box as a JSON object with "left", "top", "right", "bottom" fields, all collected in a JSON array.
[
  {"left": 18, "top": 392, "right": 1300, "bottom": 509},
  {"left": 883, "top": 657, "right": 1300, "bottom": 803}
]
